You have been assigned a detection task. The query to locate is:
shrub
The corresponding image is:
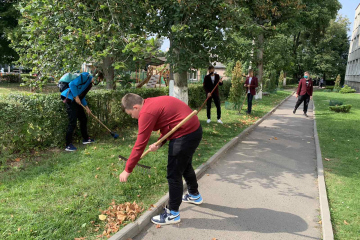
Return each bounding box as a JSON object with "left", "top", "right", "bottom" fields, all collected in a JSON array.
[
  {"left": 0, "top": 85, "right": 231, "bottom": 154},
  {"left": 0, "top": 74, "right": 22, "bottom": 83},
  {"left": 228, "top": 61, "right": 245, "bottom": 110},
  {"left": 339, "top": 85, "right": 356, "bottom": 94},
  {"left": 333, "top": 74, "right": 341, "bottom": 92},
  {"left": 329, "top": 100, "right": 343, "bottom": 106},
  {"left": 329, "top": 104, "right": 352, "bottom": 113},
  {"left": 278, "top": 70, "right": 284, "bottom": 89}
]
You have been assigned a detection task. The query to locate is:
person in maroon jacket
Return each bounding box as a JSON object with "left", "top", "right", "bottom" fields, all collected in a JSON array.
[
  {"left": 119, "top": 93, "right": 203, "bottom": 225},
  {"left": 293, "top": 71, "right": 313, "bottom": 117},
  {"left": 203, "top": 66, "right": 223, "bottom": 124},
  {"left": 243, "top": 69, "right": 258, "bottom": 114}
]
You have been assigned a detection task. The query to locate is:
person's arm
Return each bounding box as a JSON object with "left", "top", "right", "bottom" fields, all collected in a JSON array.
[
  {"left": 296, "top": 79, "right": 302, "bottom": 97},
  {"left": 124, "top": 113, "right": 157, "bottom": 174},
  {"left": 217, "top": 75, "right": 223, "bottom": 86},
  {"left": 254, "top": 78, "right": 259, "bottom": 88}
]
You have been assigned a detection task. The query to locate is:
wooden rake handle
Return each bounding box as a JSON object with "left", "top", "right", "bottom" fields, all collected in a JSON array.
[
  {"left": 79, "top": 103, "right": 112, "bottom": 133},
  {"left": 140, "top": 110, "right": 198, "bottom": 159}
]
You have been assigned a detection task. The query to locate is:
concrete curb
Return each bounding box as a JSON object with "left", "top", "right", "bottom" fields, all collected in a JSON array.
[
  {"left": 313, "top": 102, "right": 334, "bottom": 240},
  {"left": 110, "top": 92, "right": 294, "bottom": 240}
]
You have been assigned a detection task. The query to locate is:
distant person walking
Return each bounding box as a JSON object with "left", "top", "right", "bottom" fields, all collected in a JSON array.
[
  {"left": 293, "top": 71, "right": 313, "bottom": 117},
  {"left": 320, "top": 78, "right": 324, "bottom": 88},
  {"left": 203, "top": 66, "right": 223, "bottom": 124},
  {"left": 244, "top": 69, "right": 258, "bottom": 114}
]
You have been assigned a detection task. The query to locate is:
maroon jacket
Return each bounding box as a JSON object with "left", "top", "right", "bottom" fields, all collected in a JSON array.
[
  {"left": 203, "top": 73, "right": 223, "bottom": 96},
  {"left": 297, "top": 78, "right": 313, "bottom": 96},
  {"left": 245, "top": 77, "right": 258, "bottom": 96},
  {"left": 125, "top": 96, "right": 200, "bottom": 173}
]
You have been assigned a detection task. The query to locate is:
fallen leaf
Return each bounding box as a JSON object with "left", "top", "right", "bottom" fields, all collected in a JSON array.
[
  {"left": 93, "top": 147, "right": 97, "bottom": 150},
  {"left": 344, "top": 220, "right": 349, "bottom": 225},
  {"left": 83, "top": 193, "right": 88, "bottom": 198},
  {"left": 156, "top": 224, "right": 161, "bottom": 228},
  {"left": 96, "top": 167, "right": 100, "bottom": 170},
  {"left": 137, "top": 195, "right": 141, "bottom": 197},
  {"left": 95, "top": 175, "right": 98, "bottom": 179},
  {"left": 99, "top": 214, "right": 107, "bottom": 221},
  {"left": 325, "top": 158, "right": 330, "bottom": 161},
  {"left": 18, "top": 227, "right": 21, "bottom": 232},
  {"left": 126, "top": 239, "right": 133, "bottom": 240},
  {"left": 207, "top": 174, "right": 210, "bottom": 176},
  {"left": 148, "top": 175, "right": 151, "bottom": 178},
  {"left": 274, "top": 137, "right": 278, "bottom": 140},
  {"left": 212, "top": 238, "right": 217, "bottom": 240},
  {"left": 318, "top": 220, "right": 322, "bottom": 224},
  {"left": 15, "top": 158, "right": 21, "bottom": 162}
]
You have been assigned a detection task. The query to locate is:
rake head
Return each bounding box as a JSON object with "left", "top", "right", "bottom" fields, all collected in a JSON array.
[
  {"left": 118, "top": 155, "right": 151, "bottom": 172},
  {"left": 111, "top": 132, "right": 119, "bottom": 139}
]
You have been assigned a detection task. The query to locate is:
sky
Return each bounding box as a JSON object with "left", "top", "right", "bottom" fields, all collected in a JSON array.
[
  {"left": 161, "top": 1, "right": 359, "bottom": 51},
  {"left": 338, "top": 0, "right": 359, "bottom": 37}
]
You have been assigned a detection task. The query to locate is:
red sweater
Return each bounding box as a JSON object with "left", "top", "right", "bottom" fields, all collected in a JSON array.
[
  {"left": 297, "top": 78, "right": 313, "bottom": 96},
  {"left": 125, "top": 96, "right": 200, "bottom": 173}
]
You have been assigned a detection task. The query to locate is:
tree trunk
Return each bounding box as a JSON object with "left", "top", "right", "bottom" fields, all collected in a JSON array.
[
  {"left": 256, "top": 33, "right": 264, "bottom": 99},
  {"left": 102, "top": 56, "right": 115, "bottom": 90},
  {"left": 173, "top": 71, "right": 188, "bottom": 104}
]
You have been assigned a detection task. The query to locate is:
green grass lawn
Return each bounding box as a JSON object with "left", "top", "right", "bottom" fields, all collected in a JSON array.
[
  {"left": 313, "top": 90, "right": 360, "bottom": 240},
  {"left": 0, "top": 82, "right": 59, "bottom": 95},
  {"left": 0, "top": 91, "right": 291, "bottom": 240}
]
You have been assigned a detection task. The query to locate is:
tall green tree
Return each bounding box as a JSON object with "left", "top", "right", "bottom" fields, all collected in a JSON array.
[
  {"left": 0, "top": 0, "right": 19, "bottom": 64},
  {"left": 313, "top": 16, "right": 350, "bottom": 81},
  {"left": 11, "top": 0, "right": 156, "bottom": 89}
]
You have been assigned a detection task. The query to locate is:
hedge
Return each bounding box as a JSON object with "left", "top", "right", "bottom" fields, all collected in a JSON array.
[
  {"left": 0, "top": 84, "right": 231, "bottom": 155},
  {"left": 329, "top": 104, "right": 352, "bottom": 113}
]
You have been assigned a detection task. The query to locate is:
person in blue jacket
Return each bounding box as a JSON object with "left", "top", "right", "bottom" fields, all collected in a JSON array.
[{"left": 60, "top": 71, "right": 103, "bottom": 151}]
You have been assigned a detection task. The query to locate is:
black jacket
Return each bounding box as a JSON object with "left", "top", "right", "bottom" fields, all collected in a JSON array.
[{"left": 203, "top": 73, "right": 223, "bottom": 96}]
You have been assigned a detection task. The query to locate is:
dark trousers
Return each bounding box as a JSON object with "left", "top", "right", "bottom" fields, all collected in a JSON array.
[
  {"left": 206, "top": 94, "right": 221, "bottom": 119},
  {"left": 294, "top": 93, "right": 311, "bottom": 113},
  {"left": 167, "top": 126, "right": 202, "bottom": 211},
  {"left": 65, "top": 101, "right": 89, "bottom": 145},
  {"left": 247, "top": 93, "right": 254, "bottom": 114}
]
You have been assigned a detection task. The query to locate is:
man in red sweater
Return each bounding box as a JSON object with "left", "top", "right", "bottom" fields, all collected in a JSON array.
[
  {"left": 119, "top": 93, "right": 203, "bottom": 225},
  {"left": 244, "top": 69, "right": 259, "bottom": 114},
  {"left": 293, "top": 72, "right": 313, "bottom": 117}
]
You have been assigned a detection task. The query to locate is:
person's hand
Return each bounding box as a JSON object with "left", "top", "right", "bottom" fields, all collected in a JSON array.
[
  {"left": 219, "top": 77, "right": 223, "bottom": 83},
  {"left": 74, "top": 96, "right": 81, "bottom": 105},
  {"left": 149, "top": 143, "right": 160, "bottom": 152},
  {"left": 310, "top": 96, "right": 313, "bottom": 100},
  {"left": 119, "top": 170, "right": 131, "bottom": 182},
  {"left": 295, "top": 93, "right": 298, "bottom": 98},
  {"left": 244, "top": 84, "right": 248, "bottom": 87},
  {"left": 85, "top": 106, "right": 91, "bottom": 115},
  {"left": 207, "top": 93, "right": 211, "bottom": 98}
]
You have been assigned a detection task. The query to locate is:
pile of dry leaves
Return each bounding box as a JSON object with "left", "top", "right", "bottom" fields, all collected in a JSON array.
[{"left": 97, "top": 200, "right": 144, "bottom": 238}]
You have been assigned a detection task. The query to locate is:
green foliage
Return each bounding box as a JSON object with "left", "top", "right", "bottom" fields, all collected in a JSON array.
[
  {"left": 339, "top": 85, "right": 356, "bottom": 94},
  {"left": 228, "top": 61, "right": 245, "bottom": 109},
  {"left": 329, "top": 104, "right": 351, "bottom": 113},
  {"left": 0, "top": 74, "right": 22, "bottom": 83},
  {"left": 333, "top": 74, "right": 341, "bottom": 92},
  {"left": 329, "top": 100, "right": 343, "bottom": 106},
  {"left": 0, "top": 88, "right": 167, "bottom": 154},
  {"left": 264, "top": 70, "right": 277, "bottom": 93},
  {"left": 20, "top": 75, "right": 48, "bottom": 92}
]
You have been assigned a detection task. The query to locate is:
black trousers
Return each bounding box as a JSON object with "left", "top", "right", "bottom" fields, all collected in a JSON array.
[
  {"left": 294, "top": 93, "right": 311, "bottom": 113},
  {"left": 247, "top": 93, "right": 254, "bottom": 114},
  {"left": 167, "top": 126, "right": 202, "bottom": 211},
  {"left": 206, "top": 94, "right": 221, "bottom": 119},
  {"left": 65, "top": 101, "right": 89, "bottom": 145}
]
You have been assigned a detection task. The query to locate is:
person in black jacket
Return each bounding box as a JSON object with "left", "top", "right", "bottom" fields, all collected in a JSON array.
[{"left": 203, "top": 66, "right": 223, "bottom": 124}]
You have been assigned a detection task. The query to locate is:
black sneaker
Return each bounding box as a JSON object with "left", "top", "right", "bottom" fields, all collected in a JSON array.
[
  {"left": 304, "top": 113, "right": 308, "bottom": 117},
  {"left": 293, "top": 109, "right": 296, "bottom": 114},
  {"left": 65, "top": 143, "right": 77, "bottom": 152},
  {"left": 82, "top": 138, "right": 95, "bottom": 145}
]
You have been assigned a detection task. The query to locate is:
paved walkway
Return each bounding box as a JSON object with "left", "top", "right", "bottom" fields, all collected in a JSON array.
[{"left": 134, "top": 96, "right": 320, "bottom": 240}]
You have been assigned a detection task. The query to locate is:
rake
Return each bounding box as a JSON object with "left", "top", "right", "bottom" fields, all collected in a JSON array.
[{"left": 79, "top": 103, "right": 119, "bottom": 139}]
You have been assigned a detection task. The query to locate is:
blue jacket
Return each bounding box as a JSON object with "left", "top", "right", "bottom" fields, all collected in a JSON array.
[{"left": 61, "top": 72, "right": 93, "bottom": 106}]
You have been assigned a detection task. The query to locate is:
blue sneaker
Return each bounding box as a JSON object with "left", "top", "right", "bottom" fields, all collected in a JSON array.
[
  {"left": 182, "top": 192, "right": 203, "bottom": 205},
  {"left": 65, "top": 143, "right": 77, "bottom": 152},
  {"left": 82, "top": 138, "right": 95, "bottom": 145},
  {"left": 151, "top": 207, "right": 180, "bottom": 225}
]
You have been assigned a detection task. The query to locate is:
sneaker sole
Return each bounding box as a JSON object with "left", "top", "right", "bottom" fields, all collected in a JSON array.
[
  {"left": 182, "top": 199, "right": 203, "bottom": 205},
  {"left": 151, "top": 219, "right": 181, "bottom": 225},
  {"left": 82, "top": 142, "right": 94, "bottom": 145},
  {"left": 65, "top": 149, "right": 76, "bottom": 152}
]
